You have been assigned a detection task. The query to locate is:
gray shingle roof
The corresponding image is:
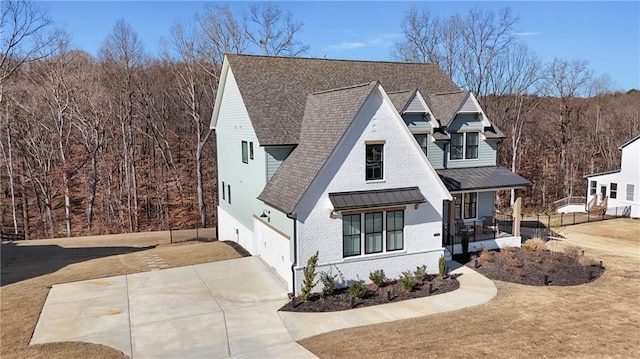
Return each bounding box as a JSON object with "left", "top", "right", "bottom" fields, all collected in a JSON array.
[
  {"left": 329, "top": 187, "right": 426, "bottom": 211},
  {"left": 427, "top": 91, "right": 468, "bottom": 125},
  {"left": 436, "top": 166, "right": 531, "bottom": 192},
  {"left": 257, "top": 82, "right": 378, "bottom": 214},
  {"left": 386, "top": 90, "right": 414, "bottom": 112},
  {"left": 226, "top": 54, "right": 460, "bottom": 146}
]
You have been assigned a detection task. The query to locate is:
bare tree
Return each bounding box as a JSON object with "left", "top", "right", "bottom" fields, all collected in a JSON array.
[
  {"left": 99, "top": 19, "right": 145, "bottom": 232},
  {"left": 247, "top": 2, "right": 309, "bottom": 56},
  {"left": 197, "top": 4, "right": 249, "bottom": 67},
  {"left": 543, "top": 58, "right": 593, "bottom": 197}
]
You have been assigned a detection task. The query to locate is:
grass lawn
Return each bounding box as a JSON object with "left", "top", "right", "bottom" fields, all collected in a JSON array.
[
  {"left": 299, "top": 218, "right": 640, "bottom": 358},
  {"left": 1, "top": 230, "right": 241, "bottom": 359}
]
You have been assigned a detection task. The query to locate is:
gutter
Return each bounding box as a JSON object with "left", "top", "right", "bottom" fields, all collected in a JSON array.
[{"left": 287, "top": 213, "right": 298, "bottom": 297}]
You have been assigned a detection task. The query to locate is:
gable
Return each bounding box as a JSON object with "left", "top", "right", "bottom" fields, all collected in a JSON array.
[{"left": 292, "top": 84, "right": 452, "bottom": 219}]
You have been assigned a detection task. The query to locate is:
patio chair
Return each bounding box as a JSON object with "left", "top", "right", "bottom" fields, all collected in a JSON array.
[
  {"left": 455, "top": 219, "right": 473, "bottom": 236},
  {"left": 483, "top": 216, "right": 499, "bottom": 234}
]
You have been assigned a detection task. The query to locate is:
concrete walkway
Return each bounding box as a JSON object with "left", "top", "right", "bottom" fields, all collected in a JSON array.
[
  {"left": 279, "top": 261, "right": 497, "bottom": 340},
  {"left": 31, "top": 257, "right": 316, "bottom": 358},
  {"left": 31, "top": 258, "right": 496, "bottom": 358}
]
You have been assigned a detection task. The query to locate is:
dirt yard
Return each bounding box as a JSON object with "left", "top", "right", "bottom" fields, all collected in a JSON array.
[
  {"left": 300, "top": 218, "right": 640, "bottom": 358},
  {"left": 1, "top": 230, "right": 241, "bottom": 359}
]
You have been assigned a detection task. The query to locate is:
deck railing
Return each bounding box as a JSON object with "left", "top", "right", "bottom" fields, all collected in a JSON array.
[{"left": 552, "top": 196, "right": 586, "bottom": 210}]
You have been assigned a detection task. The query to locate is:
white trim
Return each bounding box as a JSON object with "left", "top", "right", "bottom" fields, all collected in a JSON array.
[
  {"left": 210, "top": 56, "right": 231, "bottom": 130},
  {"left": 449, "top": 132, "right": 480, "bottom": 162}
]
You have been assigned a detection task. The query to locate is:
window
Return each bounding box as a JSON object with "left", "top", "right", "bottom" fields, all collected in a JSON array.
[
  {"left": 450, "top": 132, "right": 479, "bottom": 160},
  {"left": 366, "top": 144, "right": 384, "bottom": 180},
  {"left": 454, "top": 192, "right": 478, "bottom": 219},
  {"left": 589, "top": 181, "right": 597, "bottom": 195},
  {"left": 465, "top": 133, "right": 479, "bottom": 159},
  {"left": 227, "top": 184, "right": 231, "bottom": 204},
  {"left": 464, "top": 193, "right": 477, "bottom": 219},
  {"left": 222, "top": 181, "right": 225, "bottom": 201},
  {"left": 249, "top": 142, "right": 254, "bottom": 160},
  {"left": 241, "top": 141, "right": 248, "bottom": 163},
  {"left": 386, "top": 210, "right": 404, "bottom": 251},
  {"left": 627, "top": 184, "right": 635, "bottom": 201},
  {"left": 364, "top": 212, "right": 383, "bottom": 254},
  {"left": 414, "top": 134, "right": 428, "bottom": 156},
  {"left": 451, "top": 133, "right": 464, "bottom": 160},
  {"left": 342, "top": 209, "right": 405, "bottom": 258},
  {"left": 343, "top": 214, "right": 361, "bottom": 257},
  {"left": 610, "top": 183, "right": 617, "bottom": 199},
  {"left": 454, "top": 195, "right": 462, "bottom": 220}
]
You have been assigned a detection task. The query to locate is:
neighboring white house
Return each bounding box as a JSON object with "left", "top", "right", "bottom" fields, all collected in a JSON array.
[
  {"left": 585, "top": 135, "right": 640, "bottom": 218},
  {"left": 211, "top": 54, "right": 530, "bottom": 294}
]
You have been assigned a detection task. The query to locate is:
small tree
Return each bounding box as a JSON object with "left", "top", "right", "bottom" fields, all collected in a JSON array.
[
  {"left": 319, "top": 271, "right": 337, "bottom": 296},
  {"left": 399, "top": 271, "right": 415, "bottom": 293},
  {"left": 299, "top": 251, "right": 319, "bottom": 300},
  {"left": 438, "top": 255, "right": 447, "bottom": 277},
  {"left": 369, "top": 269, "right": 386, "bottom": 287},
  {"left": 347, "top": 280, "right": 367, "bottom": 298}
]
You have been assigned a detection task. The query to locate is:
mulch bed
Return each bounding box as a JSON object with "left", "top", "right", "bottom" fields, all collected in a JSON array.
[
  {"left": 464, "top": 248, "right": 605, "bottom": 286},
  {"left": 280, "top": 275, "right": 460, "bottom": 312},
  {"left": 222, "top": 240, "right": 252, "bottom": 257}
]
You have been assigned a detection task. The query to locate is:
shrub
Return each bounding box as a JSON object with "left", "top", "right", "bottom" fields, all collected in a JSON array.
[
  {"left": 347, "top": 280, "right": 367, "bottom": 298},
  {"left": 414, "top": 265, "right": 428, "bottom": 282},
  {"left": 564, "top": 245, "right": 581, "bottom": 257},
  {"left": 300, "top": 251, "right": 319, "bottom": 300},
  {"left": 399, "top": 271, "right": 415, "bottom": 293},
  {"left": 498, "top": 247, "right": 519, "bottom": 266},
  {"left": 479, "top": 248, "right": 492, "bottom": 262},
  {"left": 522, "top": 238, "right": 548, "bottom": 252},
  {"left": 438, "top": 255, "right": 447, "bottom": 276},
  {"left": 369, "top": 269, "right": 386, "bottom": 287},
  {"left": 319, "top": 271, "right": 337, "bottom": 296}
]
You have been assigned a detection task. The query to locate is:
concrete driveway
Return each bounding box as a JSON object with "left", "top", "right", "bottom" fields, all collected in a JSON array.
[{"left": 30, "top": 257, "right": 316, "bottom": 358}]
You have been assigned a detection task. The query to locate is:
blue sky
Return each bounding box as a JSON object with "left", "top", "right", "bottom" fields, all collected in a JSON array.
[{"left": 43, "top": 1, "right": 640, "bottom": 91}]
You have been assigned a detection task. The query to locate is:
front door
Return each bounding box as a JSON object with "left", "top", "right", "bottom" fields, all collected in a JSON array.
[{"left": 600, "top": 185, "right": 607, "bottom": 202}]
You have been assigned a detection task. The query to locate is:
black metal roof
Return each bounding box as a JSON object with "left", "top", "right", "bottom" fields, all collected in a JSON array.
[
  {"left": 329, "top": 187, "right": 426, "bottom": 211},
  {"left": 436, "top": 166, "right": 531, "bottom": 192}
]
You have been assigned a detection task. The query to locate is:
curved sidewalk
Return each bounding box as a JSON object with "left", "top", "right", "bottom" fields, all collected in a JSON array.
[{"left": 279, "top": 261, "right": 497, "bottom": 341}]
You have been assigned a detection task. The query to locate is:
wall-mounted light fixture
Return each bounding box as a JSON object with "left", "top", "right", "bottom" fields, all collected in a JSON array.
[{"left": 260, "top": 209, "right": 271, "bottom": 222}]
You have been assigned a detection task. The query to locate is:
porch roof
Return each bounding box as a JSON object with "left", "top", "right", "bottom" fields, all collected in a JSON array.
[
  {"left": 329, "top": 187, "right": 426, "bottom": 211},
  {"left": 436, "top": 166, "right": 531, "bottom": 192}
]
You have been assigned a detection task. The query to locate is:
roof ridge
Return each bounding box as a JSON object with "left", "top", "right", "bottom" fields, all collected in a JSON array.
[
  {"left": 386, "top": 89, "right": 415, "bottom": 94},
  {"left": 226, "top": 53, "right": 439, "bottom": 66},
  {"left": 310, "top": 81, "right": 377, "bottom": 95},
  {"left": 432, "top": 90, "right": 467, "bottom": 96}
]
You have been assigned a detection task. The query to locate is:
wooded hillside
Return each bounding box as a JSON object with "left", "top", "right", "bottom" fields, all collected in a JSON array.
[{"left": 1, "top": 1, "right": 638, "bottom": 239}]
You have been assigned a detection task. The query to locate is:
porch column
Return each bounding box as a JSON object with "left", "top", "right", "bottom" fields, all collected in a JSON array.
[
  {"left": 513, "top": 189, "right": 522, "bottom": 236},
  {"left": 447, "top": 199, "right": 455, "bottom": 241}
]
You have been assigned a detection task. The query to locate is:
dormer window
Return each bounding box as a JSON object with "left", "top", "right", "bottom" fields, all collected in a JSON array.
[
  {"left": 450, "top": 133, "right": 479, "bottom": 160},
  {"left": 366, "top": 143, "right": 384, "bottom": 180}
]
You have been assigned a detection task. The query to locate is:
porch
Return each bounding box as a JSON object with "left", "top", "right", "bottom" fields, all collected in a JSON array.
[{"left": 442, "top": 215, "right": 521, "bottom": 255}]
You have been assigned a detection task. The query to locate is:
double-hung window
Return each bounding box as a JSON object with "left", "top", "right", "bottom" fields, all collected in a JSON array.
[
  {"left": 450, "top": 133, "right": 479, "bottom": 160},
  {"left": 450, "top": 133, "right": 464, "bottom": 160},
  {"left": 610, "top": 183, "right": 617, "bottom": 199},
  {"left": 589, "top": 181, "right": 597, "bottom": 196},
  {"left": 414, "top": 134, "right": 428, "bottom": 156},
  {"left": 342, "top": 214, "right": 361, "bottom": 257},
  {"left": 364, "top": 212, "right": 383, "bottom": 254},
  {"left": 342, "top": 210, "right": 404, "bottom": 257},
  {"left": 366, "top": 144, "right": 384, "bottom": 180},
  {"left": 454, "top": 193, "right": 478, "bottom": 219},
  {"left": 386, "top": 210, "right": 404, "bottom": 251},
  {"left": 627, "top": 184, "right": 635, "bottom": 201}
]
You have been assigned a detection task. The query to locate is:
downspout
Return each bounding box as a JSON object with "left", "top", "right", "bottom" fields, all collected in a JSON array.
[{"left": 287, "top": 213, "right": 298, "bottom": 297}]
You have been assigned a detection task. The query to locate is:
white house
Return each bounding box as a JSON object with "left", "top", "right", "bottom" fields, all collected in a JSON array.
[
  {"left": 211, "top": 55, "right": 530, "bottom": 294},
  {"left": 585, "top": 135, "right": 640, "bottom": 218}
]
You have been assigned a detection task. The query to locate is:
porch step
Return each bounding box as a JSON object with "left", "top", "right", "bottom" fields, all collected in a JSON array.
[{"left": 444, "top": 248, "right": 453, "bottom": 261}]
